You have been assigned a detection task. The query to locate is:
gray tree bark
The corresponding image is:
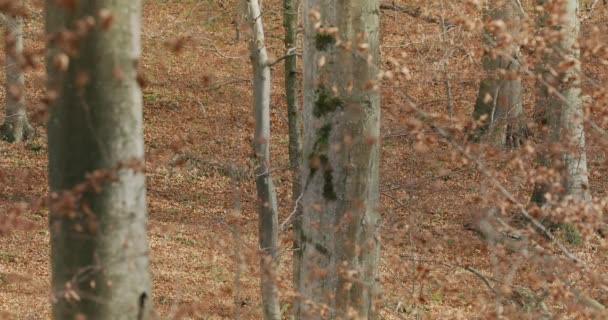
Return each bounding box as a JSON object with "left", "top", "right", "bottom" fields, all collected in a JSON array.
[
  {"left": 531, "top": 0, "right": 591, "bottom": 205},
  {"left": 282, "top": 0, "right": 304, "bottom": 317},
  {"left": 472, "top": 0, "right": 525, "bottom": 147},
  {"left": 297, "top": 0, "right": 381, "bottom": 319},
  {"left": 46, "top": 1, "right": 151, "bottom": 319},
  {"left": 246, "top": 0, "right": 281, "bottom": 319},
  {"left": 1, "top": 11, "right": 33, "bottom": 142}
]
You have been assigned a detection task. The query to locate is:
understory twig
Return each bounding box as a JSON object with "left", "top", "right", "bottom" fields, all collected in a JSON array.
[
  {"left": 379, "top": 2, "right": 456, "bottom": 28},
  {"left": 464, "top": 266, "right": 498, "bottom": 295}
]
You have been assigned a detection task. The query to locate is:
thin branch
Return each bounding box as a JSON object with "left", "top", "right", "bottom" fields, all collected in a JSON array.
[
  {"left": 381, "top": 168, "right": 473, "bottom": 192},
  {"left": 438, "top": 0, "right": 453, "bottom": 120},
  {"left": 465, "top": 266, "right": 499, "bottom": 296},
  {"left": 380, "top": 2, "right": 456, "bottom": 28},
  {"left": 280, "top": 192, "right": 303, "bottom": 233},
  {"left": 266, "top": 48, "right": 299, "bottom": 67}
]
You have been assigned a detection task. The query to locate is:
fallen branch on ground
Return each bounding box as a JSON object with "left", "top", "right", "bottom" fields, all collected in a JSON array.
[{"left": 380, "top": 2, "right": 456, "bottom": 28}]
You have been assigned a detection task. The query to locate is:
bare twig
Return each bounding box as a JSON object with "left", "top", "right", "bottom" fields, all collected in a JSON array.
[
  {"left": 229, "top": 164, "right": 244, "bottom": 320},
  {"left": 438, "top": 0, "right": 453, "bottom": 120},
  {"left": 266, "top": 48, "right": 299, "bottom": 67},
  {"left": 280, "top": 192, "right": 303, "bottom": 233},
  {"left": 380, "top": 2, "right": 456, "bottom": 28},
  {"left": 465, "top": 266, "right": 498, "bottom": 295},
  {"left": 381, "top": 168, "right": 473, "bottom": 192}
]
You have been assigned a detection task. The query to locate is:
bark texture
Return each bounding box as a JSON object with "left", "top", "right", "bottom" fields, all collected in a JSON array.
[
  {"left": 283, "top": 0, "right": 304, "bottom": 317},
  {"left": 472, "top": 0, "right": 524, "bottom": 146},
  {"left": 46, "top": 2, "right": 151, "bottom": 319},
  {"left": 297, "top": 0, "right": 381, "bottom": 318},
  {"left": 531, "top": 0, "right": 591, "bottom": 204},
  {"left": 1, "top": 12, "right": 33, "bottom": 142},
  {"left": 246, "top": 0, "right": 281, "bottom": 318}
]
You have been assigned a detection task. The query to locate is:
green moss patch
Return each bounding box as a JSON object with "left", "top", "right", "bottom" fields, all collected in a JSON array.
[
  {"left": 314, "top": 86, "right": 344, "bottom": 118},
  {"left": 315, "top": 32, "right": 335, "bottom": 51}
]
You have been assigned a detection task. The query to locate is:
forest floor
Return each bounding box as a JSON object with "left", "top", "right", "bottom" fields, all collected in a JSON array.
[{"left": 1, "top": 0, "right": 608, "bottom": 319}]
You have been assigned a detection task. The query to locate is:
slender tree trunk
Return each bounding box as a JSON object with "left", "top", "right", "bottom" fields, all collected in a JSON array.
[
  {"left": 1, "top": 11, "right": 33, "bottom": 142},
  {"left": 297, "top": 0, "right": 381, "bottom": 318},
  {"left": 531, "top": 0, "right": 591, "bottom": 205},
  {"left": 472, "top": 0, "right": 524, "bottom": 147},
  {"left": 283, "top": 0, "right": 304, "bottom": 315},
  {"left": 246, "top": 0, "right": 281, "bottom": 319},
  {"left": 46, "top": 1, "right": 151, "bottom": 319}
]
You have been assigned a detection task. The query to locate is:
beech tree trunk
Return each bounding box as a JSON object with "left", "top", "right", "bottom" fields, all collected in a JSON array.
[
  {"left": 46, "top": 1, "right": 151, "bottom": 319},
  {"left": 246, "top": 0, "right": 281, "bottom": 319},
  {"left": 531, "top": 0, "right": 591, "bottom": 204},
  {"left": 296, "top": 0, "right": 381, "bottom": 318},
  {"left": 282, "top": 0, "right": 304, "bottom": 316},
  {"left": 1, "top": 11, "right": 33, "bottom": 142},
  {"left": 472, "top": 0, "right": 524, "bottom": 146}
]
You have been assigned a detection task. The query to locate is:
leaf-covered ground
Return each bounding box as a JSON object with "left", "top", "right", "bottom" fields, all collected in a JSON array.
[{"left": 1, "top": 0, "right": 608, "bottom": 319}]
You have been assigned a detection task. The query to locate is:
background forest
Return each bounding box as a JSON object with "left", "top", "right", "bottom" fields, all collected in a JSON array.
[{"left": 1, "top": 0, "right": 608, "bottom": 319}]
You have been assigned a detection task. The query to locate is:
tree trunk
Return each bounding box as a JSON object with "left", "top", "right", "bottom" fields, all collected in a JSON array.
[
  {"left": 283, "top": 0, "right": 304, "bottom": 316},
  {"left": 246, "top": 0, "right": 281, "bottom": 319},
  {"left": 46, "top": 1, "right": 151, "bottom": 319},
  {"left": 1, "top": 11, "right": 33, "bottom": 142},
  {"left": 297, "top": 0, "right": 381, "bottom": 319},
  {"left": 472, "top": 0, "right": 524, "bottom": 147},
  {"left": 531, "top": 0, "right": 591, "bottom": 205}
]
